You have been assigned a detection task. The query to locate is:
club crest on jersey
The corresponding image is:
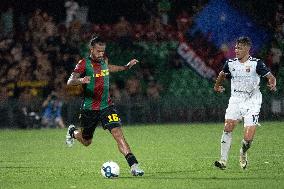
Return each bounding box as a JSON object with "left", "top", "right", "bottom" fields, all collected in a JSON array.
[
  {"left": 244, "top": 62, "right": 251, "bottom": 73},
  {"left": 245, "top": 66, "right": 251, "bottom": 72}
]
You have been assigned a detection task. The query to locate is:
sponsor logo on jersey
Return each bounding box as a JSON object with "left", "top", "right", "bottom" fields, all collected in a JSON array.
[{"left": 95, "top": 69, "right": 109, "bottom": 77}]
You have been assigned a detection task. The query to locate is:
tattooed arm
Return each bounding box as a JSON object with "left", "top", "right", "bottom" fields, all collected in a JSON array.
[{"left": 67, "top": 72, "right": 90, "bottom": 86}]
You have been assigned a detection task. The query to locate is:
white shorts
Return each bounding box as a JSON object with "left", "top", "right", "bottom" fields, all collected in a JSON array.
[{"left": 225, "top": 92, "right": 262, "bottom": 126}]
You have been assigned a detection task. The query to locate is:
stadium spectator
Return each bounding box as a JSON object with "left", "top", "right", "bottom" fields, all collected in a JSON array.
[
  {"left": 157, "top": 0, "right": 171, "bottom": 25},
  {"left": 10, "top": 42, "right": 22, "bottom": 62},
  {"left": 0, "top": 87, "right": 8, "bottom": 102},
  {"left": 146, "top": 79, "right": 162, "bottom": 100},
  {"left": 76, "top": 1, "right": 89, "bottom": 24},
  {"left": 110, "top": 82, "right": 127, "bottom": 104},
  {"left": 22, "top": 32, "right": 34, "bottom": 57},
  {"left": 214, "top": 37, "right": 277, "bottom": 170},
  {"left": 65, "top": 35, "right": 144, "bottom": 176},
  {"left": 141, "top": 0, "right": 158, "bottom": 22},
  {"left": 64, "top": 0, "right": 79, "bottom": 28},
  {"left": 28, "top": 9, "right": 43, "bottom": 32},
  {"left": 113, "top": 16, "right": 132, "bottom": 49},
  {"left": 132, "top": 23, "right": 147, "bottom": 40},
  {"left": 1, "top": 7, "right": 14, "bottom": 37},
  {"left": 147, "top": 16, "right": 165, "bottom": 41},
  {"left": 274, "top": 24, "right": 284, "bottom": 45},
  {"left": 176, "top": 10, "right": 192, "bottom": 33},
  {"left": 275, "top": 3, "right": 284, "bottom": 26},
  {"left": 41, "top": 91, "right": 65, "bottom": 128},
  {"left": 125, "top": 75, "right": 142, "bottom": 98},
  {"left": 270, "top": 41, "right": 282, "bottom": 76},
  {"left": 42, "top": 14, "right": 57, "bottom": 39}
]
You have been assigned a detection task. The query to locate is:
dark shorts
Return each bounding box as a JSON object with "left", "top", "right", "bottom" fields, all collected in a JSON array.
[{"left": 79, "top": 106, "right": 122, "bottom": 140}]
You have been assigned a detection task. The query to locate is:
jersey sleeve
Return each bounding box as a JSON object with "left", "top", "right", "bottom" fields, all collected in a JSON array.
[
  {"left": 74, "top": 59, "right": 86, "bottom": 74},
  {"left": 256, "top": 60, "right": 270, "bottom": 77},
  {"left": 222, "top": 60, "right": 231, "bottom": 78}
]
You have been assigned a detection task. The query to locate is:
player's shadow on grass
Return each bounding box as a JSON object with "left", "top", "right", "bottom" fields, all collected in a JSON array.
[{"left": 120, "top": 170, "right": 277, "bottom": 180}]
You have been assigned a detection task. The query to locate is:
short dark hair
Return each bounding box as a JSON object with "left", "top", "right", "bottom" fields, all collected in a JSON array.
[
  {"left": 89, "top": 35, "right": 105, "bottom": 47},
  {"left": 236, "top": 36, "right": 252, "bottom": 47}
]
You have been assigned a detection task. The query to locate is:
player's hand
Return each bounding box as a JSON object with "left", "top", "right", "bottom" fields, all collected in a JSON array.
[
  {"left": 125, "top": 59, "right": 139, "bottom": 69},
  {"left": 214, "top": 85, "right": 225, "bottom": 93},
  {"left": 267, "top": 83, "right": 277, "bottom": 91},
  {"left": 79, "top": 76, "right": 91, "bottom": 84}
]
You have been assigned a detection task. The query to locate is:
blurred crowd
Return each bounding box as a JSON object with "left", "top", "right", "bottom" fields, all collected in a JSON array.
[
  {"left": 231, "top": 0, "right": 284, "bottom": 77},
  {"left": 267, "top": 2, "right": 284, "bottom": 77},
  {"left": 0, "top": 0, "right": 283, "bottom": 128},
  {"left": 180, "top": 1, "right": 284, "bottom": 76},
  {"left": 0, "top": 9, "right": 80, "bottom": 102},
  {"left": 0, "top": 0, "right": 203, "bottom": 103},
  {"left": 0, "top": 0, "right": 198, "bottom": 128}
]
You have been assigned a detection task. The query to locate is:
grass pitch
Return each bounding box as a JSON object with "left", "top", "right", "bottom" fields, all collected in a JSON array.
[{"left": 0, "top": 122, "right": 283, "bottom": 189}]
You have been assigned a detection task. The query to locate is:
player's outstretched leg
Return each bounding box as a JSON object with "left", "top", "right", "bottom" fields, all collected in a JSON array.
[
  {"left": 66, "top": 124, "right": 76, "bottom": 147},
  {"left": 111, "top": 127, "right": 144, "bottom": 176}
]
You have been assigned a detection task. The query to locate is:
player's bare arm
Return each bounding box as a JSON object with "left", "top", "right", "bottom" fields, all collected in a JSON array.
[
  {"left": 108, "top": 59, "right": 139, "bottom": 72},
  {"left": 67, "top": 72, "right": 91, "bottom": 85},
  {"left": 214, "top": 71, "right": 226, "bottom": 93},
  {"left": 266, "top": 73, "right": 277, "bottom": 91}
]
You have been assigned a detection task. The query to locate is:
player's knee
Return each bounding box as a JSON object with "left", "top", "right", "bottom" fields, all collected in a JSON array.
[
  {"left": 244, "top": 134, "right": 254, "bottom": 141},
  {"left": 224, "top": 121, "right": 236, "bottom": 132}
]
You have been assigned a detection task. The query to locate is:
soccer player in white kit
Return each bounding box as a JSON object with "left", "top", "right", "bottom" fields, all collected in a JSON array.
[{"left": 214, "top": 37, "right": 277, "bottom": 170}]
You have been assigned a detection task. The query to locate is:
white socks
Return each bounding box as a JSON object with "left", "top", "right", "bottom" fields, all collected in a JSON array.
[{"left": 220, "top": 131, "right": 232, "bottom": 162}]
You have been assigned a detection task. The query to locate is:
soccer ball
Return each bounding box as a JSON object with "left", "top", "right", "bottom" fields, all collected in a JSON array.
[{"left": 101, "top": 161, "right": 120, "bottom": 178}]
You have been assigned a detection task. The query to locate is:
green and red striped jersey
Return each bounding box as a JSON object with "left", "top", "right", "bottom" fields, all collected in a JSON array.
[{"left": 74, "top": 57, "right": 113, "bottom": 110}]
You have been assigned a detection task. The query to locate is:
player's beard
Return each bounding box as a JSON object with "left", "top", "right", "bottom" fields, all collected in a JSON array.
[{"left": 91, "top": 54, "right": 103, "bottom": 62}]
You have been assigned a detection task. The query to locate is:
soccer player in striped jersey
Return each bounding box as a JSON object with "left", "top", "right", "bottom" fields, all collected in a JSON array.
[
  {"left": 65, "top": 35, "right": 144, "bottom": 176},
  {"left": 214, "top": 36, "right": 276, "bottom": 170}
]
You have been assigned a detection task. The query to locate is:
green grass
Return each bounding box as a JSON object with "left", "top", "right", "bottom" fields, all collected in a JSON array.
[{"left": 0, "top": 122, "right": 284, "bottom": 189}]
